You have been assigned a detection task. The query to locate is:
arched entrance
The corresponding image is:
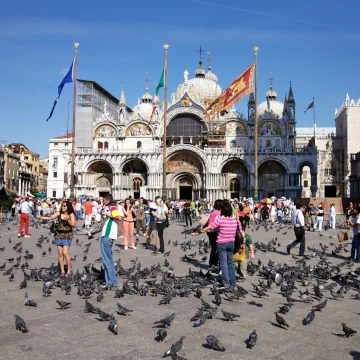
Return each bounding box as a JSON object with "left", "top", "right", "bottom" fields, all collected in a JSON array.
[
  {"left": 221, "top": 159, "right": 249, "bottom": 198},
  {"left": 122, "top": 159, "right": 148, "bottom": 199},
  {"left": 167, "top": 151, "right": 204, "bottom": 200},
  {"left": 258, "top": 160, "right": 287, "bottom": 199},
  {"left": 88, "top": 161, "right": 113, "bottom": 197}
]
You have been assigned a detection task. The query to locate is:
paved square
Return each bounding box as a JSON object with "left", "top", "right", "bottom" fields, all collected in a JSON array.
[{"left": 0, "top": 217, "right": 359, "bottom": 360}]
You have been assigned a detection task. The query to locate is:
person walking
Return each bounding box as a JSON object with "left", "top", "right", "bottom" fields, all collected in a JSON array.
[
  {"left": 329, "top": 203, "right": 336, "bottom": 229},
  {"left": 135, "top": 198, "right": 147, "bottom": 236},
  {"left": 84, "top": 199, "right": 93, "bottom": 228},
  {"left": 287, "top": 203, "right": 306, "bottom": 256},
  {"left": 313, "top": 204, "right": 324, "bottom": 232},
  {"left": 193, "top": 201, "right": 244, "bottom": 286},
  {"left": 37, "top": 200, "right": 76, "bottom": 276},
  {"left": 100, "top": 193, "right": 122, "bottom": 288},
  {"left": 206, "top": 199, "right": 223, "bottom": 272},
  {"left": 153, "top": 199, "right": 168, "bottom": 253},
  {"left": 261, "top": 203, "right": 269, "bottom": 226},
  {"left": 347, "top": 209, "right": 360, "bottom": 262},
  {"left": 123, "top": 198, "right": 136, "bottom": 250},
  {"left": 183, "top": 200, "right": 192, "bottom": 227},
  {"left": 18, "top": 198, "right": 32, "bottom": 238}
]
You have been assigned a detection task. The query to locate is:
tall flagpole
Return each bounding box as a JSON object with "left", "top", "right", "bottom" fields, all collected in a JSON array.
[
  {"left": 253, "top": 46, "right": 259, "bottom": 202},
  {"left": 162, "top": 44, "right": 169, "bottom": 200},
  {"left": 312, "top": 97, "right": 316, "bottom": 140},
  {"left": 70, "top": 42, "right": 79, "bottom": 200}
]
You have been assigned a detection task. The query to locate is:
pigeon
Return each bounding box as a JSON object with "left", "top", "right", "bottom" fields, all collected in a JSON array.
[
  {"left": 193, "top": 313, "right": 208, "bottom": 327},
  {"left": 312, "top": 299, "right": 327, "bottom": 312},
  {"left": 42, "top": 283, "right": 52, "bottom": 297},
  {"left": 96, "top": 308, "right": 112, "bottom": 321},
  {"left": 97, "top": 292, "right": 104, "bottom": 303},
  {"left": 342, "top": 323, "right": 357, "bottom": 337},
  {"left": 159, "top": 292, "right": 174, "bottom": 305},
  {"left": 84, "top": 299, "right": 98, "bottom": 314},
  {"left": 194, "top": 288, "right": 202, "bottom": 299},
  {"left": 214, "top": 292, "right": 222, "bottom": 306},
  {"left": 108, "top": 314, "right": 118, "bottom": 335},
  {"left": 246, "top": 330, "right": 257, "bottom": 349},
  {"left": 206, "top": 335, "right": 225, "bottom": 352},
  {"left": 221, "top": 309, "right": 240, "bottom": 321},
  {"left": 9, "top": 273, "right": 15, "bottom": 282},
  {"left": 154, "top": 313, "right": 175, "bottom": 328},
  {"left": 279, "top": 305, "right": 291, "bottom": 314},
  {"left": 20, "top": 278, "right": 27, "bottom": 289},
  {"left": 157, "top": 329, "right": 167, "bottom": 342},
  {"left": 114, "top": 288, "right": 125, "bottom": 298},
  {"left": 275, "top": 313, "right": 289, "bottom": 329},
  {"left": 15, "top": 314, "right": 28, "bottom": 333},
  {"left": 303, "top": 310, "right": 315, "bottom": 325},
  {"left": 56, "top": 300, "right": 71, "bottom": 310},
  {"left": 163, "top": 336, "right": 185, "bottom": 357},
  {"left": 0, "top": 263, "right": 6, "bottom": 271},
  {"left": 117, "top": 303, "right": 133, "bottom": 316},
  {"left": 24, "top": 293, "right": 37, "bottom": 307}
]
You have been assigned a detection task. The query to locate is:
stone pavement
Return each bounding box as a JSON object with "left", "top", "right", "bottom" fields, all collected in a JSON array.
[{"left": 0, "top": 217, "right": 359, "bottom": 360}]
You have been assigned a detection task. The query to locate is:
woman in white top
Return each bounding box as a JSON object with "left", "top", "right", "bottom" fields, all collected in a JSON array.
[{"left": 329, "top": 204, "right": 336, "bottom": 229}]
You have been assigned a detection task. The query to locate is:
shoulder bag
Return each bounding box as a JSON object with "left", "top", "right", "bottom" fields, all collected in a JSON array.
[
  {"left": 294, "top": 211, "right": 305, "bottom": 236},
  {"left": 234, "top": 219, "right": 244, "bottom": 253}
]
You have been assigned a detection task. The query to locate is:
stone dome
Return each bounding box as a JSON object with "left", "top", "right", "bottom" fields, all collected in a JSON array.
[
  {"left": 132, "top": 87, "right": 154, "bottom": 120},
  {"left": 205, "top": 69, "right": 218, "bottom": 83},
  {"left": 187, "top": 77, "right": 222, "bottom": 104},
  {"left": 257, "top": 99, "right": 284, "bottom": 118}
]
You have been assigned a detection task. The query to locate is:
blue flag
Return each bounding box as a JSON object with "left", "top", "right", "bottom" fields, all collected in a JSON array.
[{"left": 46, "top": 60, "right": 74, "bottom": 121}]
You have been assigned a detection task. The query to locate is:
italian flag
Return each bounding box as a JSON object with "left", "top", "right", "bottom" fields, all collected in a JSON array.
[{"left": 147, "top": 67, "right": 165, "bottom": 127}]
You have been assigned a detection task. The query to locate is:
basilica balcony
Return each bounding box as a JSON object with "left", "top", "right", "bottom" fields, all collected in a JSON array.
[
  {"left": 203, "top": 147, "right": 316, "bottom": 155},
  {"left": 64, "top": 148, "right": 158, "bottom": 155}
]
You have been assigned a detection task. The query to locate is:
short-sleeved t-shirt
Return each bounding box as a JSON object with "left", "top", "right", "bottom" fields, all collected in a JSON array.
[
  {"left": 101, "top": 206, "right": 120, "bottom": 240},
  {"left": 85, "top": 202, "right": 93, "bottom": 215},
  {"left": 352, "top": 216, "right": 360, "bottom": 235},
  {"left": 245, "top": 234, "right": 253, "bottom": 259}
]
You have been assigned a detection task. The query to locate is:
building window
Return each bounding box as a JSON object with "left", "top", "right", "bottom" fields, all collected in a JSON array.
[
  {"left": 54, "top": 143, "right": 58, "bottom": 148},
  {"left": 64, "top": 173, "right": 68, "bottom": 184},
  {"left": 24, "top": 156, "right": 28, "bottom": 160},
  {"left": 137, "top": 141, "right": 142, "bottom": 149},
  {"left": 35, "top": 166, "right": 37, "bottom": 171},
  {"left": 52, "top": 190, "right": 56, "bottom": 197},
  {"left": 230, "top": 140, "right": 236, "bottom": 148},
  {"left": 98, "top": 141, "right": 103, "bottom": 149},
  {"left": 133, "top": 178, "right": 142, "bottom": 191},
  {"left": 53, "top": 172, "right": 57, "bottom": 178},
  {"left": 230, "top": 178, "right": 240, "bottom": 192},
  {"left": 104, "top": 142, "right": 109, "bottom": 149},
  {"left": 304, "top": 180, "right": 309, "bottom": 187},
  {"left": 53, "top": 157, "right": 58, "bottom": 169}
]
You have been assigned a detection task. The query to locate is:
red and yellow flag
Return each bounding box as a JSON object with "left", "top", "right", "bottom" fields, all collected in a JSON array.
[{"left": 204, "top": 63, "right": 255, "bottom": 118}]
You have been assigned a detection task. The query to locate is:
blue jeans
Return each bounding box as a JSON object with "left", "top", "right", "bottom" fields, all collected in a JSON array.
[
  {"left": 351, "top": 234, "right": 360, "bottom": 261},
  {"left": 76, "top": 210, "right": 82, "bottom": 219},
  {"left": 100, "top": 236, "right": 117, "bottom": 286},
  {"left": 277, "top": 216, "right": 283, "bottom": 224},
  {"left": 217, "top": 241, "right": 236, "bottom": 286},
  {"left": 145, "top": 213, "right": 150, "bottom": 227}
]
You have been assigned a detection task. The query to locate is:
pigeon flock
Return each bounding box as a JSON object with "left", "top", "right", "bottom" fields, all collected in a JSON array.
[{"left": 0, "top": 218, "right": 359, "bottom": 359}]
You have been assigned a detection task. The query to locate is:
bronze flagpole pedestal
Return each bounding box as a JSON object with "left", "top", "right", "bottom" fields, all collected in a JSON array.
[{"left": 70, "top": 42, "right": 79, "bottom": 200}]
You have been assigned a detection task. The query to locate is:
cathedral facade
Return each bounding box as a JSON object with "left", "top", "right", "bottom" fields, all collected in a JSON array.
[{"left": 47, "top": 58, "right": 318, "bottom": 200}]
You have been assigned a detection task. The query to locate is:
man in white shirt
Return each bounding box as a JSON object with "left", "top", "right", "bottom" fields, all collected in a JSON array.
[
  {"left": 18, "top": 198, "right": 32, "bottom": 238},
  {"left": 329, "top": 204, "right": 336, "bottom": 229},
  {"left": 287, "top": 203, "right": 306, "bottom": 256}
]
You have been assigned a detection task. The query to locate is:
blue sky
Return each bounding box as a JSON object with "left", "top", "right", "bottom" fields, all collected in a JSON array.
[{"left": 1, "top": 0, "right": 359, "bottom": 157}]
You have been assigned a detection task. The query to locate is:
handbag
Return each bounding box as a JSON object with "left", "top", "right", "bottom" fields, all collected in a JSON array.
[
  {"left": 338, "top": 231, "right": 348, "bottom": 242},
  {"left": 49, "top": 220, "right": 59, "bottom": 234},
  {"left": 234, "top": 220, "right": 244, "bottom": 253}
]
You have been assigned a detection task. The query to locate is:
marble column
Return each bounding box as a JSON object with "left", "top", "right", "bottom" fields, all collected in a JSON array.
[{"left": 19, "top": 177, "right": 22, "bottom": 195}]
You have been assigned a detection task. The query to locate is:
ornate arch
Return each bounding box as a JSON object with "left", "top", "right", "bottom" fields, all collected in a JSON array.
[
  {"left": 258, "top": 157, "right": 289, "bottom": 172},
  {"left": 225, "top": 119, "right": 249, "bottom": 136},
  {"left": 94, "top": 123, "right": 118, "bottom": 137},
  {"left": 258, "top": 119, "right": 283, "bottom": 136},
  {"left": 298, "top": 160, "right": 317, "bottom": 174},
  {"left": 157, "top": 145, "right": 210, "bottom": 172},
  {"left": 170, "top": 171, "right": 200, "bottom": 189},
  {"left": 220, "top": 157, "right": 250, "bottom": 173},
  {"left": 83, "top": 158, "right": 115, "bottom": 173},
  {"left": 125, "top": 121, "right": 153, "bottom": 137},
  {"left": 120, "top": 157, "right": 150, "bottom": 173}
]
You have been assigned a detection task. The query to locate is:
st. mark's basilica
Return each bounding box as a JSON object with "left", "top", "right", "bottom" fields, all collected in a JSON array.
[{"left": 47, "top": 56, "right": 318, "bottom": 200}]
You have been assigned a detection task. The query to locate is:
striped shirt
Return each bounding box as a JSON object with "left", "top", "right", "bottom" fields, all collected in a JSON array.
[{"left": 209, "top": 216, "right": 242, "bottom": 244}]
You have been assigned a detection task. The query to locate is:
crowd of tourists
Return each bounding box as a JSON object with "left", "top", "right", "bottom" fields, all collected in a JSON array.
[{"left": 7, "top": 194, "right": 360, "bottom": 288}]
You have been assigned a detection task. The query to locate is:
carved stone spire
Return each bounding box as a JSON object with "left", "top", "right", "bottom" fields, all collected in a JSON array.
[
  {"left": 119, "top": 89, "right": 126, "bottom": 107},
  {"left": 288, "top": 82, "right": 295, "bottom": 103}
]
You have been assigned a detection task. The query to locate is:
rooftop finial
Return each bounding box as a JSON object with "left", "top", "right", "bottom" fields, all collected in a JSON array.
[
  {"left": 269, "top": 71, "right": 275, "bottom": 89},
  {"left": 197, "top": 46, "right": 205, "bottom": 64}
]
